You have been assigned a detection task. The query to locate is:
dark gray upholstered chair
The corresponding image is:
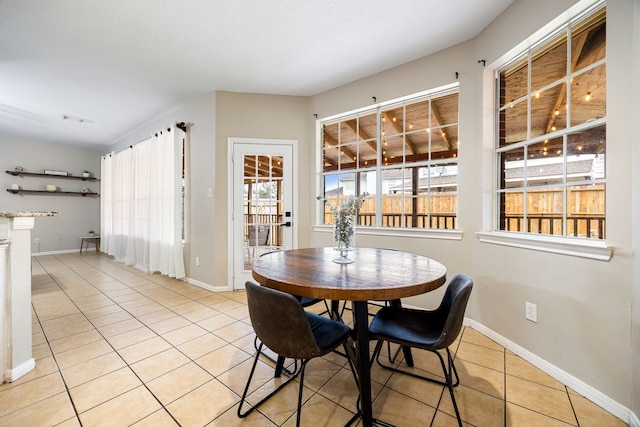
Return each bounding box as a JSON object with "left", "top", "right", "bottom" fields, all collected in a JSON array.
[
  {"left": 238, "top": 281, "right": 353, "bottom": 426},
  {"left": 251, "top": 252, "right": 332, "bottom": 375},
  {"left": 369, "top": 274, "right": 473, "bottom": 427},
  {"left": 253, "top": 294, "right": 332, "bottom": 377}
]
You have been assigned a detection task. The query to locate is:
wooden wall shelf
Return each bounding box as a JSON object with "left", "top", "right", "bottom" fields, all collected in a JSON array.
[
  {"left": 5, "top": 170, "right": 97, "bottom": 181},
  {"left": 6, "top": 189, "right": 99, "bottom": 196}
]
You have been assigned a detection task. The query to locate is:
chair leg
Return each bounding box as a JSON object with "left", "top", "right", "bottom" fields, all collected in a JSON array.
[
  {"left": 376, "top": 345, "right": 463, "bottom": 426},
  {"left": 371, "top": 339, "right": 401, "bottom": 368},
  {"left": 296, "top": 360, "right": 310, "bottom": 427},
  {"left": 440, "top": 349, "right": 463, "bottom": 427},
  {"left": 237, "top": 342, "right": 302, "bottom": 418},
  {"left": 387, "top": 341, "right": 403, "bottom": 364},
  {"left": 274, "top": 355, "right": 286, "bottom": 377},
  {"left": 372, "top": 341, "right": 461, "bottom": 391},
  {"left": 371, "top": 340, "right": 384, "bottom": 366},
  {"left": 446, "top": 347, "right": 460, "bottom": 387},
  {"left": 253, "top": 336, "right": 298, "bottom": 376}
]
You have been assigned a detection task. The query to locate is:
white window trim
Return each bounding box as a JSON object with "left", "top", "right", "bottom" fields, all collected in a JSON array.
[
  {"left": 314, "top": 224, "right": 463, "bottom": 241},
  {"left": 481, "top": 0, "right": 609, "bottom": 261},
  {"left": 316, "top": 83, "right": 460, "bottom": 236},
  {"left": 476, "top": 231, "right": 611, "bottom": 261}
]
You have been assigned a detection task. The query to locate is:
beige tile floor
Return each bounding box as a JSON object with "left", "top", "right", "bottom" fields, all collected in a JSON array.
[{"left": 0, "top": 252, "right": 628, "bottom": 427}]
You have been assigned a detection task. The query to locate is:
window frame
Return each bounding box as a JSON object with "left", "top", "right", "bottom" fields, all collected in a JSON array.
[
  {"left": 315, "top": 83, "right": 463, "bottom": 240},
  {"left": 480, "top": 0, "right": 611, "bottom": 261}
]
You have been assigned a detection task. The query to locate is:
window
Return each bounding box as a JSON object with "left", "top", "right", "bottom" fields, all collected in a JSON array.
[
  {"left": 319, "top": 86, "right": 459, "bottom": 230},
  {"left": 496, "top": 5, "right": 606, "bottom": 240}
]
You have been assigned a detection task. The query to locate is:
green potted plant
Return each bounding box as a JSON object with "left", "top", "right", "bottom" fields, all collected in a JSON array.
[
  {"left": 88, "top": 230, "right": 95, "bottom": 236},
  {"left": 83, "top": 170, "right": 91, "bottom": 178}
]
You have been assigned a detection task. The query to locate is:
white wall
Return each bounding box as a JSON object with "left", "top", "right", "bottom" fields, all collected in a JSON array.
[
  {"left": 631, "top": 0, "right": 640, "bottom": 421},
  {"left": 0, "top": 138, "right": 101, "bottom": 253},
  {"left": 104, "top": 92, "right": 216, "bottom": 285},
  {"left": 308, "top": 0, "right": 634, "bottom": 413},
  {"left": 213, "top": 91, "right": 310, "bottom": 286}
]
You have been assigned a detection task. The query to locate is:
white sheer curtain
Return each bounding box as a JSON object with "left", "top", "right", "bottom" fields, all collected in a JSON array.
[{"left": 101, "top": 126, "right": 185, "bottom": 279}]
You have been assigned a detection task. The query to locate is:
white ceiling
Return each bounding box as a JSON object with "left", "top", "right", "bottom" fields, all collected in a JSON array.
[{"left": 0, "top": 0, "right": 512, "bottom": 150}]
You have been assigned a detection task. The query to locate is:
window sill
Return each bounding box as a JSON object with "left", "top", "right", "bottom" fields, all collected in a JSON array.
[
  {"left": 313, "top": 225, "right": 463, "bottom": 241},
  {"left": 475, "top": 231, "right": 612, "bottom": 261}
]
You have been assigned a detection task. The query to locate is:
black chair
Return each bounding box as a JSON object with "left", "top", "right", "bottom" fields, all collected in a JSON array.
[
  {"left": 253, "top": 295, "right": 332, "bottom": 376},
  {"left": 252, "top": 251, "right": 332, "bottom": 374},
  {"left": 369, "top": 274, "right": 473, "bottom": 427},
  {"left": 238, "top": 281, "right": 353, "bottom": 426}
]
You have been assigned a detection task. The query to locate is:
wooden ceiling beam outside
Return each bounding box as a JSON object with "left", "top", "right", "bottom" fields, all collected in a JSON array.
[
  {"left": 321, "top": 146, "right": 458, "bottom": 172},
  {"left": 544, "top": 31, "right": 588, "bottom": 135},
  {"left": 244, "top": 156, "right": 282, "bottom": 177},
  {"left": 382, "top": 112, "right": 418, "bottom": 155},
  {"left": 322, "top": 131, "right": 358, "bottom": 165},
  {"left": 321, "top": 134, "right": 338, "bottom": 167},
  {"left": 430, "top": 103, "right": 453, "bottom": 150},
  {"left": 345, "top": 119, "right": 378, "bottom": 153},
  {"left": 323, "top": 134, "right": 338, "bottom": 147},
  {"left": 323, "top": 157, "right": 338, "bottom": 168}
]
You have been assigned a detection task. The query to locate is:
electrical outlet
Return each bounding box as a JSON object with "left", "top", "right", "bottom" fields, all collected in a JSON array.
[
  {"left": 525, "top": 301, "right": 537, "bottom": 323},
  {"left": 34, "top": 237, "right": 40, "bottom": 244},
  {"left": 206, "top": 188, "right": 213, "bottom": 198},
  {"left": 195, "top": 256, "right": 200, "bottom": 266}
]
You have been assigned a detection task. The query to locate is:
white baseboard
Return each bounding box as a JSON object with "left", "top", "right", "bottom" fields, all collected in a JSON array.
[
  {"left": 6, "top": 358, "right": 35, "bottom": 382},
  {"left": 630, "top": 411, "right": 639, "bottom": 427},
  {"left": 32, "top": 249, "right": 81, "bottom": 256},
  {"left": 464, "top": 318, "right": 632, "bottom": 425},
  {"left": 183, "top": 277, "right": 230, "bottom": 293}
]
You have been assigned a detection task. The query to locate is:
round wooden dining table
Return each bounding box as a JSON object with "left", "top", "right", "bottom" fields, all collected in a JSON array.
[{"left": 251, "top": 247, "right": 447, "bottom": 427}]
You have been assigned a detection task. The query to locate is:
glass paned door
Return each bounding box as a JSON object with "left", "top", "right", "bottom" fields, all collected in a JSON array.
[
  {"left": 232, "top": 139, "right": 295, "bottom": 290},
  {"left": 243, "top": 154, "right": 283, "bottom": 265}
]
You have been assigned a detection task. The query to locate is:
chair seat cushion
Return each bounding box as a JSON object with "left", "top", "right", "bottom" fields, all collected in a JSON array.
[
  {"left": 369, "top": 306, "right": 446, "bottom": 350},
  {"left": 300, "top": 297, "right": 322, "bottom": 307},
  {"left": 306, "top": 312, "right": 351, "bottom": 356}
]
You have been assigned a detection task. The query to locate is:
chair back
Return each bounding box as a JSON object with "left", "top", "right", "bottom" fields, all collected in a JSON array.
[
  {"left": 436, "top": 274, "right": 473, "bottom": 349},
  {"left": 245, "top": 281, "right": 321, "bottom": 359},
  {"left": 248, "top": 226, "right": 270, "bottom": 247}
]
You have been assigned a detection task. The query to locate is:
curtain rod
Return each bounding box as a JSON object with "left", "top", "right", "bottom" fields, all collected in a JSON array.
[{"left": 103, "top": 121, "right": 187, "bottom": 158}]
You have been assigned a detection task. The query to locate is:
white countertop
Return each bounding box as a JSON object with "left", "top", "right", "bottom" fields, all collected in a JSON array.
[{"left": 0, "top": 211, "right": 59, "bottom": 218}]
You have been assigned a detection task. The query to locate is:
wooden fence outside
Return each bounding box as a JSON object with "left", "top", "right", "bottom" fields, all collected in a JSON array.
[
  {"left": 324, "top": 185, "right": 605, "bottom": 238},
  {"left": 248, "top": 185, "right": 606, "bottom": 243},
  {"left": 502, "top": 185, "right": 605, "bottom": 238}
]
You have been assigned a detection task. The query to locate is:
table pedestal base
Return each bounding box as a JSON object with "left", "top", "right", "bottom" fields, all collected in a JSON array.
[{"left": 345, "top": 412, "right": 395, "bottom": 427}]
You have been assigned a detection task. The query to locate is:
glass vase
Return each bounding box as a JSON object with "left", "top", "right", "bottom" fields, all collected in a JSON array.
[{"left": 333, "top": 213, "right": 356, "bottom": 264}]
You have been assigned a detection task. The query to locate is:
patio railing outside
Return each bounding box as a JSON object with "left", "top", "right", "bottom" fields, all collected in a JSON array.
[{"left": 502, "top": 213, "right": 605, "bottom": 239}]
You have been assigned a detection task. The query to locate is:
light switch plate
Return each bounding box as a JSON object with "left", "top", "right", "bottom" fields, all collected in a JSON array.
[{"left": 525, "top": 301, "right": 537, "bottom": 323}]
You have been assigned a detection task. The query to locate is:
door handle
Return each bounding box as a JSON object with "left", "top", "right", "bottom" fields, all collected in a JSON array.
[{"left": 281, "top": 212, "right": 292, "bottom": 227}]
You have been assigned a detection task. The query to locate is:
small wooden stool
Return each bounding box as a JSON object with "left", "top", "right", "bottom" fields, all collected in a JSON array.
[{"left": 80, "top": 235, "right": 100, "bottom": 253}]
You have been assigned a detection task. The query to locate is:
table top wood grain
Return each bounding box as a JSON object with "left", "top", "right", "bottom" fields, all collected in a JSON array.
[{"left": 251, "top": 247, "right": 447, "bottom": 301}]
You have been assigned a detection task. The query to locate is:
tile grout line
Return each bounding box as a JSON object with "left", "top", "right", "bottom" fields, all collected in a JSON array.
[
  {"left": 41, "top": 253, "right": 184, "bottom": 426},
  {"left": 58, "top": 252, "right": 255, "bottom": 425},
  {"left": 502, "top": 343, "right": 582, "bottom": 427},
  {"left": 28, "top": 252, "right": 608, "bottom": 427},
  {"left": 504, "top": 345, "right": 507, "bottom": 427},
  {"left": 30, "top": 255, "right": 84, "bottom": 426},
  {"left": 50, "top": 252, "right": 301, "bottom": 426},
  {"left": 566, "top": 388, "right": 581, "bottom": 427}
]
